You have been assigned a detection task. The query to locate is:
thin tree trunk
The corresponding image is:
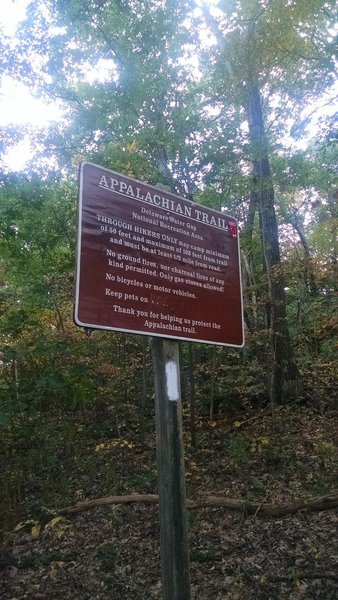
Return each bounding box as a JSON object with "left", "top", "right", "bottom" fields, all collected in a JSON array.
[
  {"left": 209, "top": 347, "right": 216, "bottom": 420},
  {"left": 241, "top": 193, "right": 259, "bottom": 330},
  {"left": 287, "top": 216, "right": 318, "bottom": 295},
  {"left": 327, "top": 191, "right": 337, "bottom": 292},
  {"left": 139, "top": 336, "right": 149, "bottom": 441},
  {"left": 241, "top": 250, "right": 258, "bottom": 330},
  {"left": 188, "top": 344, "right": 196, "bottom": 448},
  {"left": 246, "top": 85, "right": 302, "bottom": 404}
]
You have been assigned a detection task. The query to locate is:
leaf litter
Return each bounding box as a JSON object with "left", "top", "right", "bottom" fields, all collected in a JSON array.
[{"left": 0, "top": 405, "right": 337, "bottom": 599}]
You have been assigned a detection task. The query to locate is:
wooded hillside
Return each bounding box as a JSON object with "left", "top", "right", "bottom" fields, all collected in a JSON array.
[{"left": 0, "top": 1, "right": 337, "bottom": 598}]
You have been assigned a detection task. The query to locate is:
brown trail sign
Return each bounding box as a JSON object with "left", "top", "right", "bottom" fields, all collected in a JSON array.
[
  {"left": 75, "top": 162, "right": 244, "bottom": 600},
  {"left": 75, "top": 162, "right": 244, "bottom": 347}
]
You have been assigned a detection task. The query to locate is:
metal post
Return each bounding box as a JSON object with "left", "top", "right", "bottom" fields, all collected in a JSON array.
[{"left": 152, "top": 336, "right": 191, "bottom": 600}]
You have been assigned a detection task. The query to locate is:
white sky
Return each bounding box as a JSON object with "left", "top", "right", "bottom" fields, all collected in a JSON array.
[
  {"left": 0, "top": 76, "right": 63, "bottom": 127},
  {"left": 0, "top": 0, "right": 64, "bottom": 170},
  {"left": 0, "top": 0, "right": 30, "bottom": 36}
]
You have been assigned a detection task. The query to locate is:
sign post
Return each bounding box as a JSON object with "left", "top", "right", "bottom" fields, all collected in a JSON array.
[
  {"left": 153, "top": 337, "right": 190, "bottom": 599},
  {"left": 151, "top": 183, "right": 190, "bottom": 599},
  {"left": 75, "top": 162, "right": 244, "bottom": 598}
]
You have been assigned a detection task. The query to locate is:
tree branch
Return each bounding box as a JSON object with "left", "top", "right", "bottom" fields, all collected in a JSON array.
[{"left": 58, "top": 492, "right": 338, "bottom": 518}]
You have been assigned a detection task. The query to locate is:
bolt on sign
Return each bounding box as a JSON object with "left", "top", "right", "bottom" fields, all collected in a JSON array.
[{"left": 75, "top": 162, "right": 244, "bottom": 347}]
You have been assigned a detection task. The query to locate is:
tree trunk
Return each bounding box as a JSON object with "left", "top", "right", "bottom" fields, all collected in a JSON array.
[
  {"left": 209, "top": 347, "right": 216, "bottom": 420},
  {"left": 197, "top": 11, "right": 300, "bottom": 404},
  {"left": 241, "top": 192, "right": 259, "bottom": 330},
  {"left": 327, "top": 190, "right": 337, "bottom": 292},
  {"left": 139, "top": 336, "right": 149, "bottom": 441},
  {"left": 287, "top": 214, "right": 318, "bottom": 295},
  {"left": 246, "top": 85, "right": 302, "bottom": 404},
  {"left": 188, "top": 344, "right": 196, "bottom": 448}
]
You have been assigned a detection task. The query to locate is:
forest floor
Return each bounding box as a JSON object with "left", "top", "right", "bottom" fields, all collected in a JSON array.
[{"left": 1, "top": 404, "right": 337, "bottom": 599}]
